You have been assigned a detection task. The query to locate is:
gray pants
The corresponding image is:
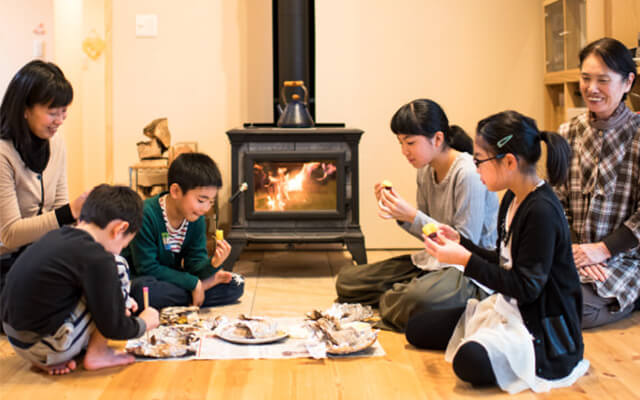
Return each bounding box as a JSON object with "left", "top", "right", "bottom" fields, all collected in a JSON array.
[
  {"left": 336, "top": 255, "right": 487, "bottom": 331},
  {"left": 4, "top": 300, "right": 94, "bottom": 367},
  {"left": 581, "top": 283, "right": 634, "bottom": 329}
]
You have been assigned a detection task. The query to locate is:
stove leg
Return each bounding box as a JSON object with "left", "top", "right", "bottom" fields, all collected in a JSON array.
[
  {"left": 345, "top": 238, "right": 367, "bottom": 265},
  {"left": 224, "top": 238, "right": 247, "bottom": 271}
]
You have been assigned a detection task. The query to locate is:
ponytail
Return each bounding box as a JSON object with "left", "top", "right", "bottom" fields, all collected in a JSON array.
[
  {"left": 447, "top": 125, "right": 473, "bottom": 154},
  {"left": 539, "top": 131, "right": 571, "bottom": 186},
  {"left": 476, "top": 110, "right": 571, "bottom": 185}
]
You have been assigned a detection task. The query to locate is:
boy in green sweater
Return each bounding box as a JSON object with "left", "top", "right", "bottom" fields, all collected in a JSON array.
[{"left": 128, "top": 153, "right": 244, "bottom": 309}]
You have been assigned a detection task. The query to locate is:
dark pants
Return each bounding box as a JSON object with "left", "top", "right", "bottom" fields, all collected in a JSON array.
[
  {"left": 336, "top": 254, "right": 486, "bottom": 331},
  {"left": 1, "top": 251, "right": 24, "bottom": 335},
  {"left": 581, "top": 283, "right": 634, "bottom": 329},
  {"left": 406, "top": 307, "right": 496, "bottom": 386},
  {"left": 130, "top": 275, "right": 244, "bottom": 310}
]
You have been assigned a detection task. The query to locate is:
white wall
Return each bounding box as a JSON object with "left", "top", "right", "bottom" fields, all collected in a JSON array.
[
  {"left": 315, "top": 1, "right": 544, "bottom": 248},
  {"left": 112, "top": 0, "right": 543, "bottom": 248},
  {"left": 0, "top": 0, "right": 54, "bottom": 99},
  {"left": 5, "top": 1, "right": 545, "bottom": 249}
]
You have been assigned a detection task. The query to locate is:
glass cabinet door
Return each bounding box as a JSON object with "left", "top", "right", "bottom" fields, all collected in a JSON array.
[
  {"left": 565, "top": 0, "right": 587, "bottom": 69},
  {"left": 545, "top": 0, "right": 565, "bottom": 72}
]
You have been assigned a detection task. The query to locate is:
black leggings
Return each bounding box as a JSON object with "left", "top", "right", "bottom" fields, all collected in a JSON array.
[{"left": 406, "top": 308, "right": 497, "bottom": 386}]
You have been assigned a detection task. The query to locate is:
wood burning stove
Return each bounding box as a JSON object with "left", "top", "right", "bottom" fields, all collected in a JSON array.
[
  {"left": 222, "top": 1, "right": 366, "bottom": 268},
  {"left": 225, "top": 127, "right": 367, "bottom": 267}
]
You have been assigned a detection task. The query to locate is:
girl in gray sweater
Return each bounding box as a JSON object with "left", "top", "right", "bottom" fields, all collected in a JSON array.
[{"left": 336, "top": 99, "right": 498, "bottom": 331}]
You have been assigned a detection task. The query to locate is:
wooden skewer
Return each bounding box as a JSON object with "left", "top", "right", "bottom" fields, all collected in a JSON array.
[{"left": 143, "top": 286, "right": 149, "bottom": 340}]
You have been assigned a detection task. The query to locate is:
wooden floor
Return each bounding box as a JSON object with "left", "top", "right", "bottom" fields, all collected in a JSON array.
[{"left": 1, "top": 247, "right": 639, "bottom": 399}]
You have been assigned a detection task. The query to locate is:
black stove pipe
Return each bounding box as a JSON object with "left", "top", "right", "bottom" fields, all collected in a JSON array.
[{"left": 272, "top": 0, "right": 315, "bottom": 123}]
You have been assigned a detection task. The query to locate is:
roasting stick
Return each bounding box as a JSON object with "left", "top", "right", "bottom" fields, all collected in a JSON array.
[{"left": 143, "top": 286, "right": 150, "bottom": 340}]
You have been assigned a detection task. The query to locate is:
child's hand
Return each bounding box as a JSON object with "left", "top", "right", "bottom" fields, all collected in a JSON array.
[
  {"left": 213, "top": 270, "right": 233, "bottom": 285},
  {"left": 211, "top": 239, "right": 232, "bottom": 268},
  {"left": 378, "top": 188, "right": 417, "bottom": 223},
  {"left": 436, "top": 224, "right": 461, "bottom": 243},
  {"left": 424, "top": 231, "right": 471, "bottom": 266},
  {"left": 373, "top": 181, "right": 392, "bottom": 202},
  {"left": 191, "top": 280, "right": 205, "bottom": 307},
  {"left": 129, "top": 298, "right": 138, "bottom": 314},
  {"left": 139, "top": 307, "right": 160, "bottom": 331}
]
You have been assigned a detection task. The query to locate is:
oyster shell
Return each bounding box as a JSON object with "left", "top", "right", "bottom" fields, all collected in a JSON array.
[
  {"left": 160, "top": 306, "right": 200, "bottom": 325},
  {"left": 312, "top": 317, "right": 378, "bottom": 355},
  {"left": 126, "top": 325, "right": 201, "bottom": 358},
  {"left": 216, "top": 315, "right": 279, "bottom": 340},
  {"left": 307, "top": 303, "right": 374, "bottom": 324}
]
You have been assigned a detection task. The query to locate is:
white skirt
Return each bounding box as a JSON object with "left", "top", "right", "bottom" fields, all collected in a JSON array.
[{"left": 444, "top": 294, "right": 589, "bottom": 394}]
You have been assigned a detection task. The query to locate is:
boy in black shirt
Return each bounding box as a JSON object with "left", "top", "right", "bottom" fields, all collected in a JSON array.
[{"left": 1, "top": 185, "right": 159, "bottom": 375}]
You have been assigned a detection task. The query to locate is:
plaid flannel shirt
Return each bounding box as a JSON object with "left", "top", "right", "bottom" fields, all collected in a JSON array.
[{"left": 555, "top": 104, "right": 640, "bottom": 312}]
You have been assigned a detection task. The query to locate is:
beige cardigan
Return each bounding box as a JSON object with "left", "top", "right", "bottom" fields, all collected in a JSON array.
[{"left": 0, "top": 133, "right": 69, "bottom": 255}]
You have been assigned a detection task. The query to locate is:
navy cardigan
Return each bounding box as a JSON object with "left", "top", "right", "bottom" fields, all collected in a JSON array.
[{"left": 460, "top": 183, "right": 584, "bottom": 380}]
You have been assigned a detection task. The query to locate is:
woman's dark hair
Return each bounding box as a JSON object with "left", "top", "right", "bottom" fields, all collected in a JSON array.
[
  {"left": 579, "top": 37, "right": 637, "bottom": 101},
  {"left": 390, "top": 99, "right": 473, "bottom": 154},
  {"left": 168, "top": 152, "right": 223, "bottom": 193},
  {"left": 79, "top": 184, "right": 143, "bottom": 234},
  {"left": 0, "top": 60, "right": 73, "bottom": 172},
  {"left": 475, "top": 110, "right": 571, "bottom": 186}
]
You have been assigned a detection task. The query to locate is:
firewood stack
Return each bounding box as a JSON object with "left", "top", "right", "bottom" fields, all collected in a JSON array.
[{"left": 133, "top": 118, "right": 171, "bottom": 198}]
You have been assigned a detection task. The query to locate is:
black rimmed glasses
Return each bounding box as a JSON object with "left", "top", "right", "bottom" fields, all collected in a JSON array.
[{"left": 473, "top": 153, "right": 506, "bottom": 167}]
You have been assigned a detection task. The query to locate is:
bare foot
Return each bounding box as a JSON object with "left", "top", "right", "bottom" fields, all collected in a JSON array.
[
  {"left": 31, "top": 359, "right": 77, "bottom": 375},
  {"left": 213, "top": 270, "right": 233, "bottom": 285},
  {"left": 83, "top": 346, "right": 135, "bottom": 371}
]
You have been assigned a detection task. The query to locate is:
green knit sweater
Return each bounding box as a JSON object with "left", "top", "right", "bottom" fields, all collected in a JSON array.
[{"left": 127, "top": 193, "right": 218, "bottom": 291}]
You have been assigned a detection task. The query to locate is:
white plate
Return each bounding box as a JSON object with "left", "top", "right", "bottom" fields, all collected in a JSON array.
[{"left": 216, "top": 331, "right": 289, "bottom": 345}]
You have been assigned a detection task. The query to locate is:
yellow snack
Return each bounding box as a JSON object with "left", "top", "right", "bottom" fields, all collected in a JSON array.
[
  {"left": 215, "top": 229, "right": 224, "bottom": 241},
  {"left": 381, "top": 180, "right": 393, "bottom": 190},
  {"left": 422, "top": 223, "right": 438, "bottom": 239}
]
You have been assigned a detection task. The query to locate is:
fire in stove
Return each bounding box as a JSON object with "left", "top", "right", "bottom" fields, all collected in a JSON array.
[{"left": 253, "top": 160, "right": 337, "bottom": 211}]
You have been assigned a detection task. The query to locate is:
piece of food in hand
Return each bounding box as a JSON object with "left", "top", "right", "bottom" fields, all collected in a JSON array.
[
  {"left": 381, "top": 180, "right": 393, "bottom": 190},
  {"left": 422, "top": 223, "right": 439, "bottom": 239},
  {"left": 215, "top": 229, "right": 224, "bottom": 241}
]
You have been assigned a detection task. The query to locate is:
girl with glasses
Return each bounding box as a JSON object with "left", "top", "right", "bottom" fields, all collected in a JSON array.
[{"left": 408, "top": 111, "right": 587, "bottom": 392}]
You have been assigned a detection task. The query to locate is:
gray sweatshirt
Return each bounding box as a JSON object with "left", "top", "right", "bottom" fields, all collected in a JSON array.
[{"left": 398, "top": 152, "right": 498, "bottom": 273}]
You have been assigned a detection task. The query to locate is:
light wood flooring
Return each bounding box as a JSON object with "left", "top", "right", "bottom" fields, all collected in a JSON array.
[{"left": 1, "top": 246, "right": 639, "bottom": 400}]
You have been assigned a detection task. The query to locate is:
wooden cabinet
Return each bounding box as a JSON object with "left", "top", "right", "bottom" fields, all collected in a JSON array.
[
  {"left": 543, "top": 0, "right": 640, "bottom": 131},
  {"left": 542, "top": 0, "right": 594, "bottom": 130}
]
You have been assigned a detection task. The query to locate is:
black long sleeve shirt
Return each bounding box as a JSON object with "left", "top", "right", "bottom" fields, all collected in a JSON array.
[{"left": 1, "top": 227, "right": 145, "bottom": 340}]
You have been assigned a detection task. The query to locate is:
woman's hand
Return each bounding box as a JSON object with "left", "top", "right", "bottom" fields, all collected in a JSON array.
[
  {"left": 378, "top": 187, "right": 417, "bottom": 223},
  {"left": 572, "top": 243, "right": 611, "bottom": 268},
  {"left": 70, "top": 191, "right": 89, "bottom": 220},
  {"left": 423, "top": 231, "right": 471, "bottom": 266},
  {"left": 578, "top": 263, "right": 609, "bottom": 282},
  {"left": 211, "top": 239, "right": 232, "bottom": 268}
]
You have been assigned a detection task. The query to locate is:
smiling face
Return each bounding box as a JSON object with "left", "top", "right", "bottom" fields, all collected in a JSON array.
[
  {"left": 172, "top": 185, "right": 218, "bottom": 222},
  {"left": 396, "top": 133, "right": 439, "bottom": 169},
  {"left": 580, "top": 53, "right": 634, "bottom": 120},
  {"left": 24, "top": 103, "right": 68, "bottom": 139}
]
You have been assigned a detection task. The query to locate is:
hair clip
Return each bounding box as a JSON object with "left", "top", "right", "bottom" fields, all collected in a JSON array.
[{"left": 497, "top": 134, "right": 513, "bottom": 148}]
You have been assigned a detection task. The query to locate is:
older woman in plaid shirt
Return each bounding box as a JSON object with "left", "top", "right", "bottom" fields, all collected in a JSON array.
[{"left": 555, "top": 38, "right": 640, "bottom": 328}]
